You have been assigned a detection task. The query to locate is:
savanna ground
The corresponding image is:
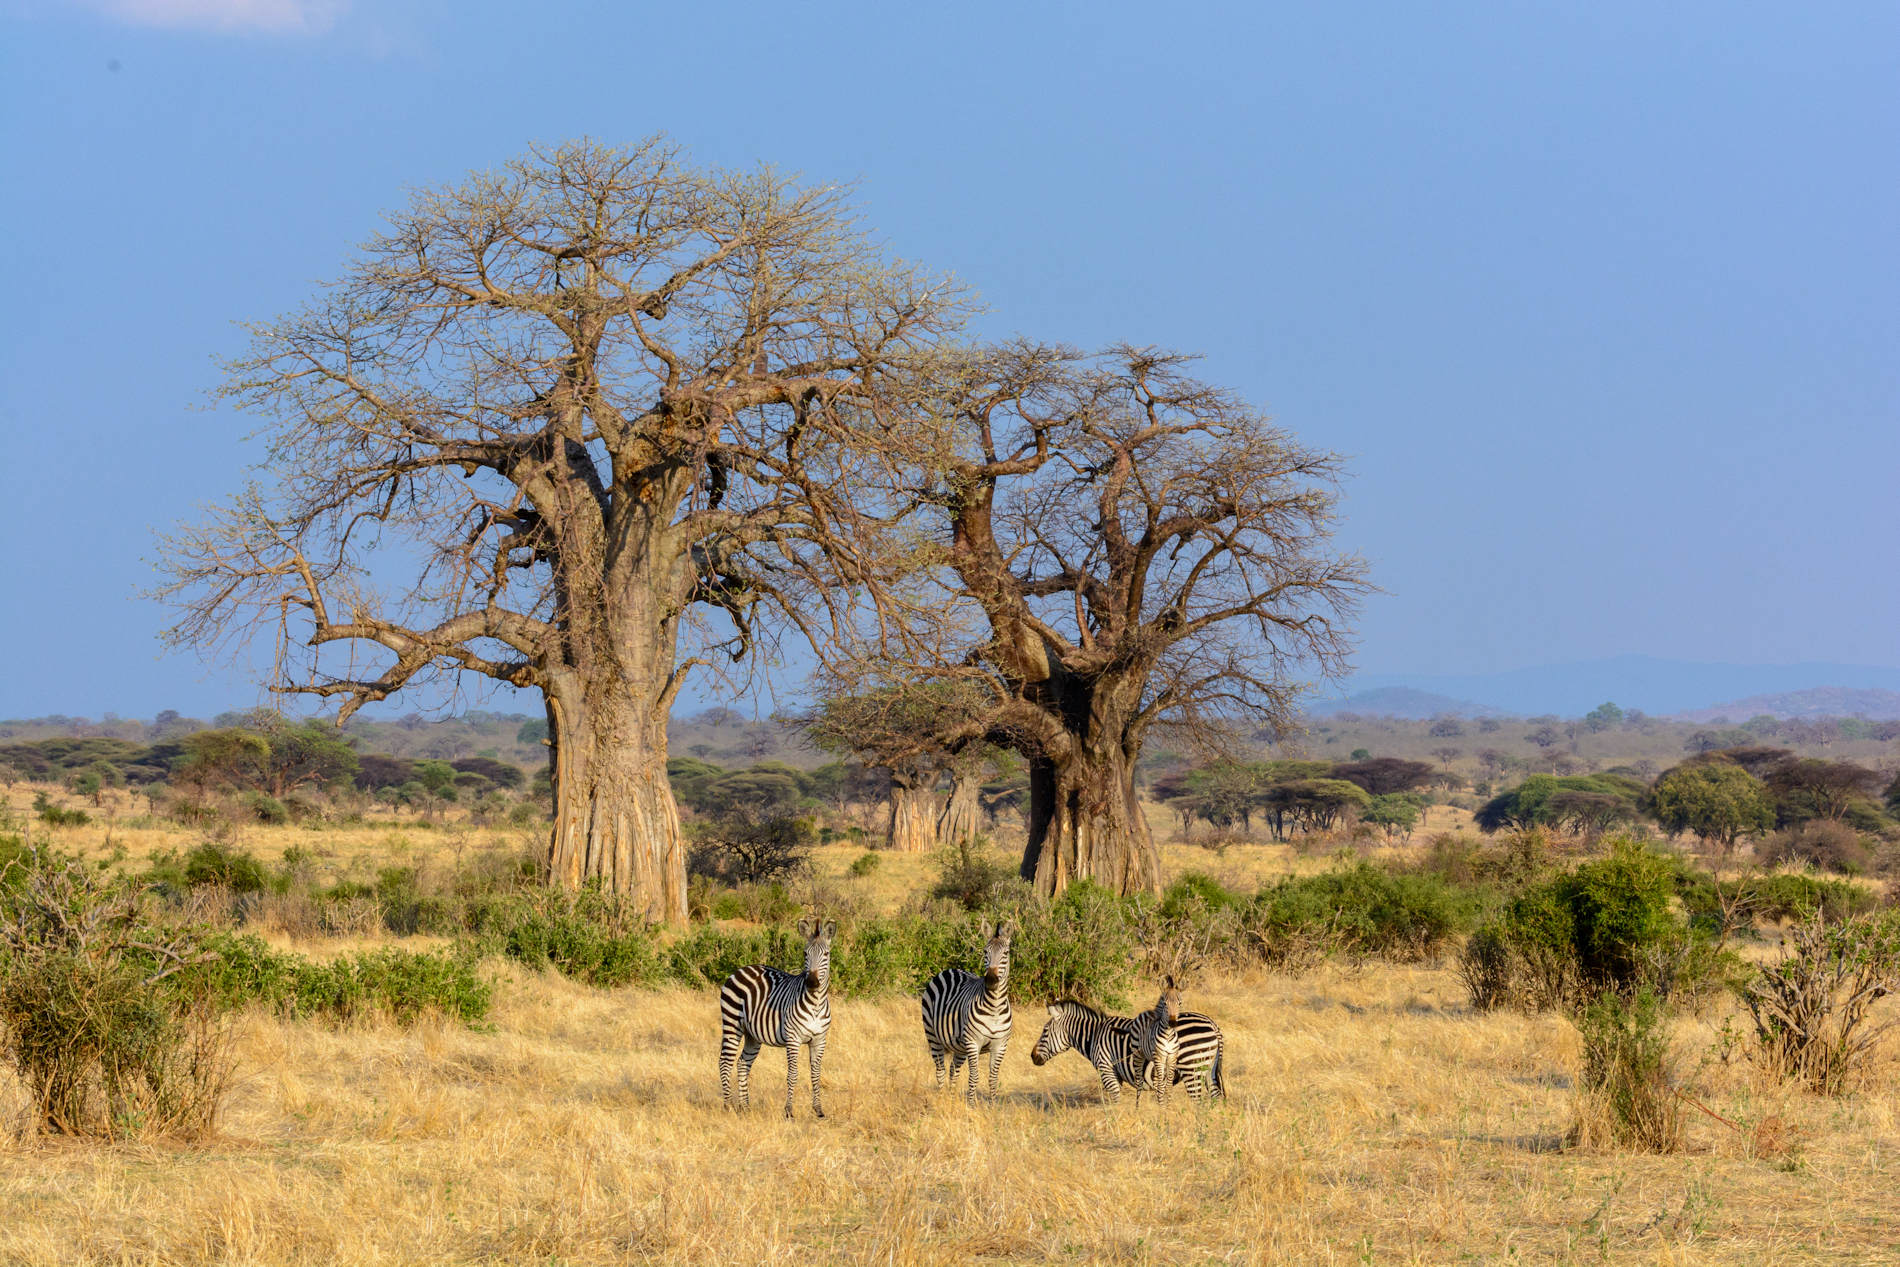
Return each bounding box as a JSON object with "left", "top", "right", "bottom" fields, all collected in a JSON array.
[{"left": 2, "top": 788, "right": 1898, "bottom": 1264}]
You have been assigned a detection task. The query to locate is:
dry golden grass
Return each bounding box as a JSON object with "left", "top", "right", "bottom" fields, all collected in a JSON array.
[
  {"left": 2, "top": 956, "right": 1896, "bottom": 1265},
  {"left": 8, "top": 784, "right": 1900, "bottom": 1262}
]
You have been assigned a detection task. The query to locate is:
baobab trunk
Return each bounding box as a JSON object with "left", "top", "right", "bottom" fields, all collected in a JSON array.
[
  {"left": 886, "top": 771, "right": 940, "bottom": 852},
  {"left": 937, "top": 771, "right": 982, "bottom": 844},
  {"left": 1021, "top": 743, "right": 1160, "bottom": 898},
  {"left": 544, "top": 689, "right": 687, "bottom": 922}
]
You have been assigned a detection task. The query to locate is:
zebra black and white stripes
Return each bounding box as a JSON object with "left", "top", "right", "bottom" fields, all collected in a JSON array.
[
  {"left": 1031, "top": 987, "right": 1228, "bottom": 1105},
  {"left": 919, "top": 920, "right": 1014, "bottom": 1102},
  {"left": 718, "top": 917, "right": 835, "bottom": 1119},
  {"left": 1134, "top": 976, "right": 1228, "bottom": 1104}
]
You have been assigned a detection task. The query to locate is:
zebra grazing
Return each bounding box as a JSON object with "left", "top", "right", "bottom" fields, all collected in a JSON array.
[
  {"left": 919, "top": 919, "right": 1015, "bottom": 1102},
  {"left": 1029, "top": 986, "right": 1179, "bottom": 1105},
  {"left": 718, "top": 917, "right": 836, "bottom": 1119}
]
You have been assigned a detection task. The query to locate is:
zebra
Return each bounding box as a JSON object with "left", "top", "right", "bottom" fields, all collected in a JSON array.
[
  {"left": 718, "top": 917, "right": 835, "bottom": 1119},
  {"left": 919, "top": 919, "right": 1014, "bottom": 1102},
  {"left": 1134, "top": 977, "right": 1228, "bottom": 1105},
  {"left": 1028, "top": 986, "right": 1179, "bottom": 1105},
  {"left": 1151, "top": 1009, "right": 1227, "bottom": 1101},
  {"left": 1031, "top": 987, "right": 1228, "bottom": 1105}
]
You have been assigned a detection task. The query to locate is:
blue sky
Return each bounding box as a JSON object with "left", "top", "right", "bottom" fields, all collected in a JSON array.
[{"left": 1, "top": 0, "right": 1894, "bottom": 720}]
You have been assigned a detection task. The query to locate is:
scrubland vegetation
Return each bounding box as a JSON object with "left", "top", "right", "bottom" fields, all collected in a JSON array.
[{"left": 2, "top": 705, "right": 1899, "bottom": 1263}]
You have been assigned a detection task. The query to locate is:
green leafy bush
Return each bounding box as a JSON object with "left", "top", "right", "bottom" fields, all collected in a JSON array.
[
  {"left": 179, "top": 842, "right": 273, "bottom": 894},
  {"left": 188, "top": 933, "right": 490, "bottom": 1024},
  {"left": 847, "top": 851, "right": 881, "bottom": 878}
]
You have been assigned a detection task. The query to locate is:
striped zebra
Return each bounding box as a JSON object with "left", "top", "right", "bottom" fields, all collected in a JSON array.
[
  {"left": 919, "top": 919, "right": 1014, "bottom": 1102},
  {"left": 1032, "top": 988, "right": 1227, "bottom": 1105},
  {"left": 1135, "top": 977, "right": 1228, "bottom": 1104},
  {"left": 1150, "top": 1009, "right": 1227, "bottom": 1102},
  {"left": 1029, "top": 987, "right": 1178, "bottom": 1105},
  {"left": 718, "top": 917, "right": 836, "bottom": 1119}
]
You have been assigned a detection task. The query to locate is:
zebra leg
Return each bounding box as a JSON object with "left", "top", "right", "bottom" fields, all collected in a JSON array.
[
  {"left": 784, "top": 1041, "right": 801, "bottom": 1119},
  {"left": 736, "top": 1039, "right": 760, "bottom": 1110},
  {"left": 1093, "top": 1053, "right": 1122, "bottom": 1105},
  {"left": 808, "top": 1029, "right": 827, "bottom": 1119},
  {"left": 987, "top": 1038, "right": 1007, "bottom": 1099},
  {"left": 719, "top": 1024, "right": 741, "bottom": 1109},
  {"left": 928, "top": 1038, "right": 947, "bottom": 1090},
  {"left": 962, "top": 1041, "right": 982, "bottom": 1104}
]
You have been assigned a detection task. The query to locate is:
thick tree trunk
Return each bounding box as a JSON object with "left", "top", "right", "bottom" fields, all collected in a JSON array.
[
  {"left": 1021, "top": 742, "right": 1160, "bottom": 898},
  {"left": 937, "top": 771, "right": 982, "bottom": 845},
  {"left": 886, "top": 773, "right": 940, "bottom": 852},
  {"left": 545, "top": 692, "right": 686, "bottom": 922}
]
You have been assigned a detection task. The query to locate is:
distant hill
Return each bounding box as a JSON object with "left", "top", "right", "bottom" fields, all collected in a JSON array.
[
  {"left": 1676, "top": 687, "right": 1900, "bottom": 723},
  {"left": 1343, "top": 657, "right": 1900, "bottom": 718},
  {"left": 1304, "top": 687, "right": 1506, "bottom": 720}
]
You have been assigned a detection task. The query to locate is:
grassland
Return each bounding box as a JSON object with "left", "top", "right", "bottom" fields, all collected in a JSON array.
[{"left": 3, "top": 788, "right": 1899, "bottom": 1264}]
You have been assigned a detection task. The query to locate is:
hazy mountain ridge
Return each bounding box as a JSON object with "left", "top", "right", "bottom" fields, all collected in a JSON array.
[
  {"left": 1304, "top": 688, "right": 1508, "bottom": 720},
  {"left": 1676, "top": 687, "right": 1900, "bottom": 723},
  {"left": 1339, "top": 656, "right": 1900, "bottom": 718}
]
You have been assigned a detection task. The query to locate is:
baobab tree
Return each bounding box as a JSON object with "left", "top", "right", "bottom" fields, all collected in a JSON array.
[
  {"left": 904, "top": 344, "right": 1366, "bottom": 897},
  {"left": 798, "top": 680, "right": 992, "bottom": 852},
  {"left": 157, "top": 139, "right": 963, "bottom": 921}
]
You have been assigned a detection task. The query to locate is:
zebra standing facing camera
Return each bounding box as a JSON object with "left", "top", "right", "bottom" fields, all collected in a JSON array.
[
  {"left": 718, "top": 917, "right": 835, "bottom": 1119},
  {"left": 919, "top": 919, "right": 1015, "bottom": 1102},
  {"left": 1134, "top": 976, "right": 1228, "bottom": 1104}
]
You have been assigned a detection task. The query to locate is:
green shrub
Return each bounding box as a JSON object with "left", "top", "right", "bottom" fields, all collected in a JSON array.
[
  {"left": 931, "top": 836, "right": 1015, "bottom": 912},
  {"left": 240, "top": 792, "right": 290, "bottom": 825},
  {"left": 1457, "top": 924, "right": 1514, "bottom": 1011},
  {"left": 1003, "top": 880, "right": 1139, "bottom": 1007},
  {"left": 0, "top": 835, "right": 29, "bottom": 892},
  {"left": 0, "top": 853, "right": 228, "bottom": 1138},
  {"left": 1739, "top": 912, "right": 1900, "bottom": 1095},
  {"left": 464, "top": 889, "right": 661, "bottom": 988},
  {"left": 188, "top": 932, "right": 490, "bottom": 1024},
  {"left": 1159, "top": 872, "right": 1238, "bottom": 920},
  {"left": 1246, "top": 864, "right": 1474, "bottom": 964},
  {"left": 179, "top": 842, "right": 272, "bottom": 894},
  {"left": 1571, "top": 989, "right": 1682, "bottom": 1152},
  {"left": 32, "top": 793, "right": 89, "bottom": 828},
  {"left": 1478, "top": 839, "right": 1731, "bottom": 1012},
  {"left": 847, "top": 851, "right": 881, "bottom": 878}
]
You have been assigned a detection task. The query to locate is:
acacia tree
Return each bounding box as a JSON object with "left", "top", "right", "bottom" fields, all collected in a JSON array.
[
  {"left": 158, "top": 140, "right": 961, "bottom": 921},
  {"left": 909, "top": 345, "right": 1365, "bottom": 896}
]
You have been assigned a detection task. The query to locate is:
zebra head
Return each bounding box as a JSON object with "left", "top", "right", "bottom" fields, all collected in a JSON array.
[
  {"left": 982, "top": 919, "right": 1015, "bottom": 988},
  {"left": 1030, "top": 1000, "right": 1083, "bottom": 1066},
  {"left": 796, "top": 917, "right": 837, "bottom": 990},
  {"left": 1151, "top": 975, "right": 1181, "bottom": 1028}
]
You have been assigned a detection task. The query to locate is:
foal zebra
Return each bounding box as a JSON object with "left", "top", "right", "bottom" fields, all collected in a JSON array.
[
  {"left": 919, "top": 920, "right": 1014, "bottom": 1102},
  {"left": 718, "top": 918, "right": 835, "bottom": 1119}
]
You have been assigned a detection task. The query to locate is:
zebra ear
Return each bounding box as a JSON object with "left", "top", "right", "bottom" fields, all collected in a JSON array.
[
  {"left": 1164, "top": 974, "right": 1176, "bottom": 990},
  {"left": 1046, "top": 1002, "right": 1060, "bottom": 1017},
  {"left": 797, "top": 917, "right": 812, "bottom": 938},
  {"left": 822, "top": 918, "right": 837, "bottom": 939}
]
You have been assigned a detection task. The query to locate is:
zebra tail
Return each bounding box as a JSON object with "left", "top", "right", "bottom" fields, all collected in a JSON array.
[{"left": 1213, "top": 1039, "right": 1227, "bottom": 1096}]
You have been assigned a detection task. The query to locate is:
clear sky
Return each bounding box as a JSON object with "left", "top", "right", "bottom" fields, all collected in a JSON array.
[{"left": 1, "top": 0, "right": 1894, "bottom": 720}]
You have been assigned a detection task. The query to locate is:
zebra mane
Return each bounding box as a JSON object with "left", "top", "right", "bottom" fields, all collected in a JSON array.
[{"left": 1051, "top": 998, "right": 1107, "bottom": 1019}]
